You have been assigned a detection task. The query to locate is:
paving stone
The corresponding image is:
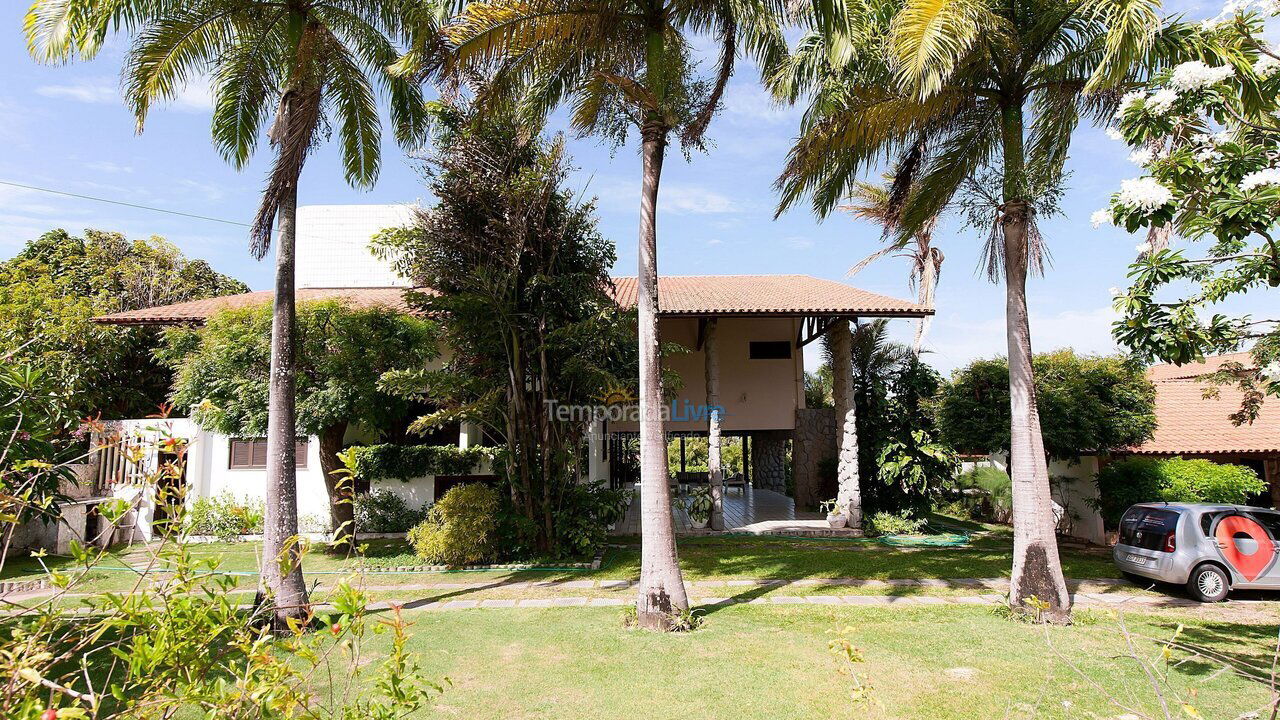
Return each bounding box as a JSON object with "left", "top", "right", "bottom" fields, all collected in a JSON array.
[
  {"left": 842, "top": 596, "right": 892, "bottom": 605},
  {"left": 597, "top": 580, "right": 631, "bottom": 588},
  {"left": 698, "top": 598, "right": 729, "bottom": 605},
  {"left": 547, "top": 597, "right": 589, "bottom": 607},
  {"left": 908, "top": 596, "right": 951, "bottom": 605},
  {"left": 442, "top": 600, "right": 478, "bottom": 610},
  {"left": 479, "top": 599, "right": 518, "bottom": 608},
  {"left": 517, "top": 598, "right": 555, "bottom": 608},
  {"left": 770, "top": 596, "right": 807, "bottom": 604},
  {"left": 562, "top": 580, "right": 595, "bottom": 589},
  {"left": 804, "top": 595, "right": 843, "bottom": 605},
  {"left": 588, "top": 598, "right": 625, "bottom": 607},
  {"left": 726, "top": 579, "right": 757, "bottom": 587}
]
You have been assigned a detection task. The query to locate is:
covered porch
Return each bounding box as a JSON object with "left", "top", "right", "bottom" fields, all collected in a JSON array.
[{"left": 610, "top": 484, "right": 838, "bottom": 535}]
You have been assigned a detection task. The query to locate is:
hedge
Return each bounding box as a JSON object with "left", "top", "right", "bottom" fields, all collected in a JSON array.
[
  {"left": 349, "top": 443, "right": 494, "bottom": 483},
  {"left": 1094, "top": 457, "right": 1266, "bottom": 527}
]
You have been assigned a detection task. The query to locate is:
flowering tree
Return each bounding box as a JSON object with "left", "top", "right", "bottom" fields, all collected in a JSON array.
[{"left": 1098, "top": 1, "right": 1280, "bottom": 423}]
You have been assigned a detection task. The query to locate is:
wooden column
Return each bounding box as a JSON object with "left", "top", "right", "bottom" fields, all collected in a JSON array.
[
  {"left": 829, "top": 318, "right": 862, "bottom": 529},
  {"left": 705, "top": 318, "right": 724, "bottom": 530}
]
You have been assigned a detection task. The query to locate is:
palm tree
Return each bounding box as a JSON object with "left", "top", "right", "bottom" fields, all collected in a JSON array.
[
  {"left": 842, "top": 180, "right": 943, "bottom": 352},
  {"left": 27, "top": 0, "right": 441, "bottom": 627},
  {"left": 770, "top": 0, "right": 1178, "bottom": 622},
  {"left": 428, "top": 0, "right": 785, "bottom": 630}
]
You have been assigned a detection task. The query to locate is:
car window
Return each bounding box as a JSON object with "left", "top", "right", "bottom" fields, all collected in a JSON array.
[
  {"left": 1246, "top": 510, "right": 1280, "bottom": 538},
  {"left": 1201, "top": 511, "right": 1224, "bottom": 537},
  {"left": 1119, "top": 508, "right": 1180, "bottom": 550}
]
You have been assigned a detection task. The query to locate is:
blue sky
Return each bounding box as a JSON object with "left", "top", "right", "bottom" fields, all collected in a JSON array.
[{"left": 1, "top": 0, "right": 1259, "bottom": 374}]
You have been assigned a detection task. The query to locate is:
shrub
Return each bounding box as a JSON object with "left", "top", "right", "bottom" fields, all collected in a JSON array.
[
  {"left": 551, "top": 482, "right": 631, "bottom": 560},
  {"left": 1095, "top": 457, "right": 1265, "bottom": 527},
  {"left": 184, "top": 492, "right": 264, "bottom": 541},
  {"left": 349, "top": 443, "right": 492, "bottom": 483},
  {"left": 954, "top": 466, "right": 1013, "bottom": 522},
  {"left": 864, "top": 510, "right": 927, "bottom": 536},
  {"left": 407, "top": 483, "right": 501, "bottom": 565},
  {"left": 355, "top": 489, "right": 428, "bottom": 533}
]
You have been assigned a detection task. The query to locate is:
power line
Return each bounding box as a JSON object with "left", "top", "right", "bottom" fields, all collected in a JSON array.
[{"left": 0, "top": 179, "right": 253, "bottom": 229}]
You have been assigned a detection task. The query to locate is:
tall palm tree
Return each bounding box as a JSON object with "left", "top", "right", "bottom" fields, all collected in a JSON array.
[
  {"left": 27, "top": 0, "right": 442, "bottom": 627},
  {"left": 428, "top": 0, "right": 786, "bottom": 630},
  {"left": 770, "top": 0, "right": 1177, "bottom": 622},
  {"left": 842, "top": 180, "right": 943, "bottom": 352}
]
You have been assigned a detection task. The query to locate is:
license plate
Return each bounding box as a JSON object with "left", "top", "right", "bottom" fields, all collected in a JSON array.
[{"left": 1125, "top": 554, "right": 1148, "bottom": 566}]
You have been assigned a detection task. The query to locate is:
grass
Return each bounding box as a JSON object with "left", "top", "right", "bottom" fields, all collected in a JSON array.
[{"left": 322, "top": 604, "right": 1275, "bottom": 719}]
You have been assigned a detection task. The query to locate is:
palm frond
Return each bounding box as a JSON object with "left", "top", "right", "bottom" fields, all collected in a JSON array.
[
  {"left": 1079, "top": 0, "right": 1162, "bottom": 93},
  {"left": 888, "top": 0, "right": 1000, "bottom": 99}
]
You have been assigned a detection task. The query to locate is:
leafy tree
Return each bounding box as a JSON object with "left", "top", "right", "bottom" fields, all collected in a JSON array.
[
  {"left": 160, "top": 301, "right": 438, "bottom": 553},
  {"left": 769, "top": 0, "right": 1178, "bottom": 621},
  {"left": 28, "top": 0, "right": 444, "bottom": 625},
  {"left": 408, "top": 1, "right": 787, "bottom": 629},
  {"left": 0, "top": 229, "right": 246, "bottom": 420},
  {"left": 1100, "top": 1, "right": 1279, "bottom": 424},
  {"left": 1095, "top": 456, "right": 1265, "bottom": 527},
  {"left": 373, "top": 104, "right": 633, "bottom": 559},
  {"left": 937, "top": 350, "right": 1158, "bottom": 460}
]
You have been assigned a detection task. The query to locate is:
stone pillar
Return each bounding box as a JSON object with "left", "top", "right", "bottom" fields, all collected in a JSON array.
[
  {"left": 750, "top": 431, "right": 788, "bottom": 493},
  {"left": 705, "top": 319, "right": 724, "bottom": 530},
  {"left": 587, "top": 420, "right": 609, "bottom": 485},
  {"left": 829, "top": 319, "right": 862, "bottom": 529},
  {"left": 792, "top": 407, "right": 837, "bottom": 512}
]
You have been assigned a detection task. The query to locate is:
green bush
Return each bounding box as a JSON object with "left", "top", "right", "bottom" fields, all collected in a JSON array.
[
  {"left": 348, "top": 443, "right": 492, "bottom": 483},
  {"left": 551, "top": 482, "right": 631, "bottom": 560},
  {"left": 1095, "top": 457, "right": 1266, "bottom": 527},
  {"left": 407, "top": 483, "right": 501, "bottom": 565},
  {"left": 184, "top": 492, "right": 264, "bottom": 541},
  {"left": 354, "top": 489, "right": 428, "bottom": 533},
  {"left": 954, "top": 466, "right": 1013, "bottom": 522},
  {"left": 864, "top": 510, "right": 927, "bottom": 536}
]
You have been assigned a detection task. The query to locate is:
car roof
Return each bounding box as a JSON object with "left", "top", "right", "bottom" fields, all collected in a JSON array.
[{"left": 1130, "top": 502, "right": 1272, "bottom": 513}]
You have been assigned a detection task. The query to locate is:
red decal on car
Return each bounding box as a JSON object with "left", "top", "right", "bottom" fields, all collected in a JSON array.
[{"left": 1214, "top": 514, "right": 1276, "bottom": 582}]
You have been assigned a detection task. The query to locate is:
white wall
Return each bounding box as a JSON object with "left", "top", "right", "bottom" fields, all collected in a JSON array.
[
  {"left": 295, "top": 204, "right": 417, "bottom": 289},
  {"left": 986, "top": 452, "right": 1107, "bottom": 545}
]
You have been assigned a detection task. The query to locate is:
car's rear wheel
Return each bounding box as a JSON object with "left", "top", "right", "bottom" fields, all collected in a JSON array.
[{"left": 1186, "top": 564, "right": 1230, "bottom": 603}]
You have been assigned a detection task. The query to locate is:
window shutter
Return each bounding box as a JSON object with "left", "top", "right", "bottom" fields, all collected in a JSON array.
[
  {"left": 295, "top": 439, "right": 309, "bottom": 469},
  {"left": 251, "top": 440, "right": 268, "bottom": 468},
  {"left": 230, "top": 440, "right": 251, "bottom": 469}
]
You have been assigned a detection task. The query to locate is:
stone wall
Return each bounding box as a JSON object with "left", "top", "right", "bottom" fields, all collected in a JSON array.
[
  {"left": 792, "top": 408, "right": 837, "bottom": 512},
  {"left": 750, "top": 430, "right": 789, "bottom": 493}
]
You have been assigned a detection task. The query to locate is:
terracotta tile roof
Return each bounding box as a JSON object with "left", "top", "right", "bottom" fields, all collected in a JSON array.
[
  {"left": 1145, "top": 352, "right": 1257, "bottom": 381},
  {"left": 95, "top": 275, "right": 930, "bottom": 325},
  {"left": 1132, "top": 354, "right": 1280, "bottom": 455},
  {"left": 608, "top": 275, "right": 931, "bottom": 317},
  {"left": 93, "top": 287, "right": 424, "bottom": 325}
]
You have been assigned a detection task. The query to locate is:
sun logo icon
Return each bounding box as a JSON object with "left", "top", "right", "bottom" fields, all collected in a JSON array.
[{"left": 596, "top": 380, "right": 637, "bottom": 407}]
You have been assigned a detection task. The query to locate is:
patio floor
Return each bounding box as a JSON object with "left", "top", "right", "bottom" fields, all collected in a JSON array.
[{"left": 611, "top": 484, "right": 843, "bottom": 536}]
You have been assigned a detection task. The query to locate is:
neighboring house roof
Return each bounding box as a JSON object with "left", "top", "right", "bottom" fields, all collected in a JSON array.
[
  {"left": 1130, "top": 353, "right": 1280, "bottom": 455},
  {"left": 608, "top": 275, "right": 931, "bottom": 317},
  {"left": 94, "top": 287, "right": 423, "bottom": 326},
  {"left": 94, "top": 274, "right": 931, "bottom": 325}
]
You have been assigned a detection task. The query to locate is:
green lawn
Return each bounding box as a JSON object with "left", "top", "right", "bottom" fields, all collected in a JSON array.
[
  {"left": 2, "top": 518, "right": 1122, "bottom": 597},
  {"left": 329, "top": 604, "right": 1275, "bottom": 720}
]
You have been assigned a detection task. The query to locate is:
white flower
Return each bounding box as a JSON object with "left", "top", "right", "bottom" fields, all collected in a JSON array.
[
  {"left": 1240, "top": 168, "right": 1280, "bottom": 190},
  {"left": 1090, "top": 209, "right": 1113, "bottom": 228},
  {"left": 1145, "top": 88, "right": 1180, "bottom": 115},
  {"left": 1105, "top": 126, "right": 1125, "bottom": 141},
  {"left": 1264, "top": 362, "right": 1280, "bottom": 381},
  {"left": 1136, "top": 242, "right": 1153, "bottom": 254},
  {"left": 1116, "top": 90, "right": 1146, "bottom": 115},
  {"left": 1109, "top": 286, "right": 1122, "bottom": 297},
  {"left": 1169, "top": 61, "right": 1235, "bottom": 91},
  {"left": 1195, "top": 147, "right": 1222, "bottom": 163},
  {"left": 1128, "top": 148, "right": 1156, "bottom": 166},
  {"left": 1254, "top": 56, "right": 1280, "bottom": 79},
  {"left": 1118, "top": 177, "right": 1175, "bottom": 214}
]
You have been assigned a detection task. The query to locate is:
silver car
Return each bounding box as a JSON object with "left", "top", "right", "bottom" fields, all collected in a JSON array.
[{"left": 1113, "top": 502, "right": 1280, "bottom": 602}]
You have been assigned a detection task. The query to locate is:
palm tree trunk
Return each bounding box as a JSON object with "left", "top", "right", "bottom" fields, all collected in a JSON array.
[
  {"left": 262, "top": 168, "right": 310, "bottom": 630},
  {"left": 318, "top": 421, "right": 355, "bottom": 555},
  {"left": 635, "top": 119, "right": 690, "bottom": 630},
  {"left": 829, "top": 319, "right": 862, "bottom": 529},
  {"left": 705, "top": 318, "right": 724, "bottom": 530},
  {"left": 1002, "top": 199, "right": 1071, "bottom": 623}
]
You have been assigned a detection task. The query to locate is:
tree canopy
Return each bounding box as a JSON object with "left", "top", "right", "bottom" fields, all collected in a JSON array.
[
  {"left": 937, "top": 350, "right": 1157, "bottom": 459},
  {"left": 0, "top": 229, "right": 247, "bottom": 419}
]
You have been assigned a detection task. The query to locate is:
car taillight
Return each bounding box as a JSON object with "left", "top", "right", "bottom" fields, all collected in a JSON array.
[{"left": 1162, "top": 530, "right": 1176, "bottom": 553}]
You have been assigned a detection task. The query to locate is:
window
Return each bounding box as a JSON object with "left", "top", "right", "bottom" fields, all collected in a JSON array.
[
  {"left": 229, "top": 438, "right": 308, "bottom": 469},
  {"left": 749, "top": 341, "right": 792, "bottom": 360}
]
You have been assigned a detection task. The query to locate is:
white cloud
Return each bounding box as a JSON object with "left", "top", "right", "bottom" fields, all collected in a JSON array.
[
  {"left": 663, "top": 184, "right": 737, "bottom": 214},
  {"left": 85, "top": 161, "right": 134, "bottom": 174},
  {"left": 706, "top": 238, "right": 723, "bottom": 246},
  {"left": 923, "top": 304, "right": 1121, "bottom": 373},
  {"left": 721, "top": 83, "right": 795, "bottom": 126},
  {"left": 787, "top": 235, "right": 814, "bottom": 249},
  {"left": 36, "top": 76, "right": 213, "bottom": 113}
]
